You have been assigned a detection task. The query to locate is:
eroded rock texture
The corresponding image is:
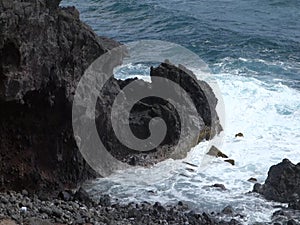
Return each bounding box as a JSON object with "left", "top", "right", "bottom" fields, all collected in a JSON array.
[
  {"left": 0, "top": 0, "right": 117, "bottom": 195},
  {"left": 94, "top": 62, "right": 222, "bottom": 168},
  {"left": 253, "top": 159, "right": 300, "bottom": 209}
]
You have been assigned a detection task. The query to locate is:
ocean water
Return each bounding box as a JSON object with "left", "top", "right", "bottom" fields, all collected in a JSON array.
[{"left": 62, "top": 0, "right": 300, "bottom": 223}]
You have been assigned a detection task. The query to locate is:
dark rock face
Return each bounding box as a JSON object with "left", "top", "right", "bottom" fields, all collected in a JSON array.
[
  {"left": 95, "top": 63, "right": 222, "bottom": 166},
  {"left": 0, "top": 0, "right": 117, "bottom": 195},
  {"left": 0, "top": 0, "right": 221, "bottom": 195},
  {"left": 253, "top": 159, "right": 300, "bottom": 208}
]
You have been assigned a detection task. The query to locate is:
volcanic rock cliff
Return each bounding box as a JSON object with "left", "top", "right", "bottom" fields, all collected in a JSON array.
[
  {"left": 0, "top": 0, "right": 115, "bottom": 195},
  {"left": 0, "top": 0, "right": 221, "bottom": 196}
]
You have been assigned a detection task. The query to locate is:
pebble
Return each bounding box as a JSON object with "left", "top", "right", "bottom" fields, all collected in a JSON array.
[
  {"left": 0, "top": 190, "right": 294, "bottom": 225},
  {"left": 21, "top": 190, "right": 28, "bottom": 196}
]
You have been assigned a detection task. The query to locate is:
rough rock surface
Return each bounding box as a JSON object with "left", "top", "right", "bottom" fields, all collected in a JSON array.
[
  {"left": 95, "top": 63, "right": 222, "bottom": 167},
  {"left": 253, "top": 159, "right": 300, "bottom": 209},
  {"left": 0, "top": 0, "right": 221, "bottom": 196},
  {"left": 0, "top": 0, "right": 116, "bottom": 195},
  {"left": 0, "top": 190, "right": 241, "bottom": 225}
]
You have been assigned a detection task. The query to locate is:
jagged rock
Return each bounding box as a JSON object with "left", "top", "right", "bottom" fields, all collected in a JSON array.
[
  {"left": 247, "top": 177, "right": 257, "bottom": 183},
  {"left": 96, "top": 63, "right": 222, "bottom": 165},
  {"left": 253, "top": 159, "right": 300, "bottom": 207},
  {"left": 207, "top": 146, "right": 228, "bottom": 158},
  {"left": 151, "top": 63, "right": 222, "bottom": 138},
  {"left": 235, "top": 133, "right": 244, "bottom": 138},
  {"left": 224, "top": 159, "right": 235, "bottom": 166}
]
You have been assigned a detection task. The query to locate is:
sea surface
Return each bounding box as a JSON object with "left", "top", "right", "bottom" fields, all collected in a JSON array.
[{"left": 62, "top": 0, "right": 300, "bottom": 223}]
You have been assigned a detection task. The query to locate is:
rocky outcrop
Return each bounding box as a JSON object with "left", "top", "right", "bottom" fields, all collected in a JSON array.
[
  {"left": 95, "top": 62, "right": 222, "bottom": 166},
  {"left": 0, "top": 190, "right": 240, "bottom": 225},
  {"left": 0, "top": 0, "right": 118, "bottom": 196},
  {"left": 253, "top": 159, "right": 300, "bottom": 209},
  {"left": 0, "top": 0, "right": 221, "bottom": 196}
]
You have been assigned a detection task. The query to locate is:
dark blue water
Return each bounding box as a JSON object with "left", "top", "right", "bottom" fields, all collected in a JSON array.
[{"left": 62, "top": 0, "right": 300, "bottom": 89}]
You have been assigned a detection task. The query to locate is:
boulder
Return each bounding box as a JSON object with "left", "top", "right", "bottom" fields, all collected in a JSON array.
[
  {"left": 207, "top": 146, "right": 228, "bottom": 158},
  {"left": 73, "top": 187, "right": 93, "bottom": 206},
  {"left": 253, "top": 159, "right": 300, "bottom": 206},
  {"left": 247, "top": 177, "right": 257, "bottom": 183},
  {"left": 95, "top": 63, "right": 222, "bottom": 165},
  {"left": 235, "top": 133, "right": 244, "bottom": 138}
]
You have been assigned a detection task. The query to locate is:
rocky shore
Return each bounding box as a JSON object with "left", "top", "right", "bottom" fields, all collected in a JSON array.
[
  {"left": 1, "top": 0, "right": 300, "bottom": 225},
  {"left": 0, "top": 189, "right": 241, "bottom": 225},
  {"left": 0, "top": 0, "right": 227, "bottom": 224}
]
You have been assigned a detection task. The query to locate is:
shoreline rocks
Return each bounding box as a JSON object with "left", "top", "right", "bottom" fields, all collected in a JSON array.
[
  {"left": 253, "top": 159, "right": 300, "bottom": 224},
  {"left": 0, "top": 190, "right": 240, "bottom": 225},
  {"left": 253, "top": 159, "right": 300, "bottom": 207}
]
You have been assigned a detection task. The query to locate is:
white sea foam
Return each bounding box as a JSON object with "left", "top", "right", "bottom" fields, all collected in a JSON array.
[{"left": 86, "top": 68, "right": 300, "bottom": 224}]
